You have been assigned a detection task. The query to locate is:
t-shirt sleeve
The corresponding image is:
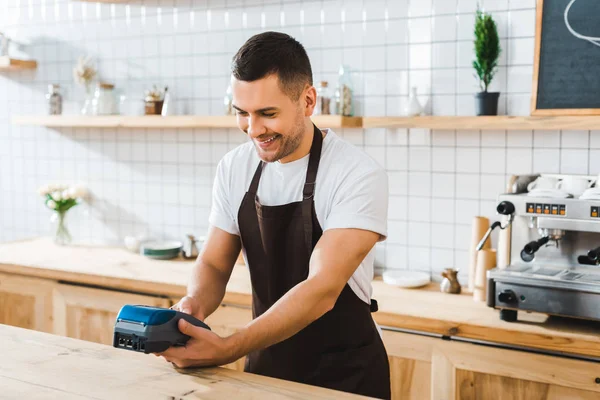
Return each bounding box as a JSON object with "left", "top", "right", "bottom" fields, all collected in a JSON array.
[
  {"left": 324, "top": 167, "right": 389, "bottom": 241},
  {"left": 208, "top": 158, "right": 240, "bottom": 236}
]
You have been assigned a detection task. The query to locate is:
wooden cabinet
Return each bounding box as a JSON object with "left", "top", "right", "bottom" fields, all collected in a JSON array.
[
  {"left": 0, "top": 272, "right": 53, "bottom": 332},
  {"left": 53, "top": 283, "right": 171, "bottom": 345},
  {"left": 383, "top": 330, "right": 600, "bottom": 400},
  {"left": 2, "top": 268, "right": 598, "bottom": 399},
  {"left": 382, "top": 330, "right": 432, "bottom": 399}
]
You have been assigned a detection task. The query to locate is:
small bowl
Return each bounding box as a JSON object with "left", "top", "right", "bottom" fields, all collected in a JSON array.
[{"left": 140, "top": 240, "right": 182, "bottom": 260}]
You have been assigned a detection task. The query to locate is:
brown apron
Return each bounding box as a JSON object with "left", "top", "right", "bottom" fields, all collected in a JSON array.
[{"left": 238, "top": 124, "right": 391, "bottom": 399}]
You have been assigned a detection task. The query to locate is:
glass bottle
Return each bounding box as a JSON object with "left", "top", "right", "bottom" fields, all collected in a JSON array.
[
  {"left": 46, "top": 84, "right": 62, "bottom": 115},
  {"left": 91, "top": 82, "right": 116, "bottom": 115},
  {"left": 314, "top": 81, "right": 332, "bottom": 115},
  {"left": 336, "top": 65, "right": 354, "bottom": 116},
  {"left": 224, "top": 84, "right": 234, "bottom": 115}
]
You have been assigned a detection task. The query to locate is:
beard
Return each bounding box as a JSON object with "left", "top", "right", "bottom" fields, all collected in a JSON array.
[{"left": 253, "top": 110, "right": 305, "bottom": 163}]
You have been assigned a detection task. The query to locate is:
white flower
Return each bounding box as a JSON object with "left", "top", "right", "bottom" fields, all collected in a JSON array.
[
  {"left": 68, "top": 185, "right": 87, "bottom": 200},
  {"left": 37, "top": 184, "right": 50, "bottom": 196},
  {"left": 47, "top": 199, "right": 56, "bottom": 209},
  {"left": 51, "top": 191, "right": 62, "bottom": 201},
  {"left": 62, "top": 189, "right": 71, "bottom": 200}
]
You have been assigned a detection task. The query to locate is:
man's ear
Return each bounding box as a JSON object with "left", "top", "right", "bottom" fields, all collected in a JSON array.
[{"left": 304, "top": 85, "right": 317, "bottom": 117}]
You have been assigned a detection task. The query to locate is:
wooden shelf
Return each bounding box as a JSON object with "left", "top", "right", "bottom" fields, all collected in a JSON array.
[
  {"left": 362, "top": 115, "right": 600, "bottom": 130},
  {"left": 15, "top": 115, "right": 600, "bottom": 131},
  {"left": 11, "top": 115, "right": 363, "bottom": 129},
  {"left": 0, "top": 57, "right": 37, "bottom": 71}
]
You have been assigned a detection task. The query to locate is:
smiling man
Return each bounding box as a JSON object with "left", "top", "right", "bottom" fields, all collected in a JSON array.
[{"left": 162, "top": 31, "right": 390, "bottom": 399}]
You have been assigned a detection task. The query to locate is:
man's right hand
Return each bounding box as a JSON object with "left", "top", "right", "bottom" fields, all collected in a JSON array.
[{"left": 171, "top": 295, "right": 205, "bottom": 321}]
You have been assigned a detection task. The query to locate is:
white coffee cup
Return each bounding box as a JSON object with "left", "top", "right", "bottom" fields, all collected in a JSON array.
[
  {"left": 527, "top": 176, "right": 560, "bottom": 192},
  {"left": 557, "top": 176, "right": 592, "bottom": 196}
]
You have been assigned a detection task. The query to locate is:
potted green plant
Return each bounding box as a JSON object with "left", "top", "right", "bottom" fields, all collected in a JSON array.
[{"left": 473, "top": 9, "right": 501, "bottom": 116}]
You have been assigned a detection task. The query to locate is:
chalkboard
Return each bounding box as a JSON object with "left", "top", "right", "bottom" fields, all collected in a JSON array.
[{"left": 532, "top": 0, "right": 600, "bottom": 115}]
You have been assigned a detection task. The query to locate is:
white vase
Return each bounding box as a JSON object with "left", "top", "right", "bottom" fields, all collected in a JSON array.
[{"left": 405, "top": 87, "right": 422, "bottom": 117}]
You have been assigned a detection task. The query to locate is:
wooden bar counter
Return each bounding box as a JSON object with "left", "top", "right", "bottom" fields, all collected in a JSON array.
[
  {"left": 1, "top": 237, "right": 600, "bottom": 399},
  {"left": 0, "top": 324, "right": 369, "bottom": 399}
]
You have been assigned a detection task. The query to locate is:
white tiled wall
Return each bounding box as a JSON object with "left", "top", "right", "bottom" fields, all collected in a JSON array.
[{"left": 0, "top": 0, "right": 593, "bottom": 281}]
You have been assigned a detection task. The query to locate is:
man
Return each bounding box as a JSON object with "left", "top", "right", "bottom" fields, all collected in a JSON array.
[{"left": 160, "top": 31, "right": 391, "bottom": 399}]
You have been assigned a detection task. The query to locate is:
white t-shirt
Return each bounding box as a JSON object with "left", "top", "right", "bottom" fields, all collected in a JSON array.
[{"left": 209, "top": 129, "right": 389, "bottom": 304}]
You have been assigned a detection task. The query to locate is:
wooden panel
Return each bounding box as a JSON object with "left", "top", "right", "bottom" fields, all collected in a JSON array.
[
  {"left": 0, "top": 292, "right": 35, "bottom": 329},
  {"left": 53, "top": 283, "right": 171, "bottom": 345},
  {"left": 10, "top": 115, "right": 362, "bottom": 129},
  {"left": 456, "top": 369, "right": 600, "bottom": 400},
  {"left": 389, "top": 356, "right": 431, "bottom": 400},
  {"left": 1, "top": 324, "right": 367, "bottom": 400},
  {"left": 0, "top": 56, "right": 37, "bottom": 70},
  {"left": 431, "top": 349, "right": 456, "bottom": 400},
  {"left": 0, "top": 272, "right": 54, "bottom": 332}
]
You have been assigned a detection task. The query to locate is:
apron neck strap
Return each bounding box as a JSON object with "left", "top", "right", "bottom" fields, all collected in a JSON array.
[
  {"left": 248, "top": 123, "right": 324, "bottom": 196},
  {"left": 303, "top": 124, "right": 323, "bottom": 200}
]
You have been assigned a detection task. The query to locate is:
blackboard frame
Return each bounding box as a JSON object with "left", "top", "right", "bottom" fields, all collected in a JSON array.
[{"left": 531, "top": 0, "right": 600, "bottom": 116}]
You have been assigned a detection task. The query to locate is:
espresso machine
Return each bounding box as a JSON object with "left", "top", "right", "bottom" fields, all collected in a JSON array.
[{"left": 485, "top": 174, "right": 600, "bottom": 322}]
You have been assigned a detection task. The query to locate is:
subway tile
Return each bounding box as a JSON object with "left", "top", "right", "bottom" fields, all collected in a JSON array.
[
  {"left": 533, "top": 148, "right": 560, "bottom": 173},
  {"left": 506, "top": 148, "right": 533, "bottom": 174},
  {"left": 432, "top": 14, "right": 457, "bottom": 42},
  {"left": 431, "top": 223, "right": 455, "bottom": 249},
  {"left": 432, "top": 147, "right": 456, "bottom": 172},
  {"left": 533, "top": 130, "right": 560, "bottom": 148},
  {"left": 561, "top": 130, "right": 590, "bottom": 149},
  {"left": 560, "top": 149, "right": 589, "bottom": 175},
  {"left": 433, "top": 0, "right": 457, "bottom": 15},
  {"left": 408, "top": 196, "right": 431, "bottom": 222},
  {"left": 408, "top": 221, "right": 431, "bottom": 246},
  {"left": 431, "top": 198, "right": 455, "bottom": 223},
  {"left": 481, "top": 148, "right": 506, "bottom": 174},
  {"left": 385, "top": 244, "right": 408, "bottom": 269},
  {"left": 455, "top": 173, "right": 480, "bottom": 198},
  {"left": 432, "top": 42, "right": 456, "bottom": 68},
  {"left": 409, "top": 147, "right": 432, "bottom": 171}
]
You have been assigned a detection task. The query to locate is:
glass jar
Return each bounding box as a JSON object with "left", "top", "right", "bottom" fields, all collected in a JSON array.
[
  {"left": 91, "top": 82, "right": 116, "bottom": 115},
  {"left": 46, "top": 84, "right": 62, "bottom": 115},
  {"left": 314, "top": 81, "right": 331, "bottom": 115},
  {"left": 336, "top": 65, "right": 354, "bottom": 116}
]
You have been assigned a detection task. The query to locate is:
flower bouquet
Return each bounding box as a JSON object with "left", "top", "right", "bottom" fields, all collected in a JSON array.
[
  {"left": 38, "top": 183, "right": 87, "bottom": 245},
  {"left": 73, "top": 55, "right": 97, "bottom": 115}
]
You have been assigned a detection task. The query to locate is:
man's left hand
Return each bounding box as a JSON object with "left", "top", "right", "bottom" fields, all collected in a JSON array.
[{"left": 156, "top": 319, "right": 241, "bottom": 368}]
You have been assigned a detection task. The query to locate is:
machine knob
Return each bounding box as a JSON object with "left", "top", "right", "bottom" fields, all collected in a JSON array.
[
  {"left": 498, "top": 290, "right": 516, "bottom": 303},
  {"left": 587, "top": 247, "right": 600, "bottom": 262},
  {"left": 496, "top": 201, "right": 515, "bottom": 215}
]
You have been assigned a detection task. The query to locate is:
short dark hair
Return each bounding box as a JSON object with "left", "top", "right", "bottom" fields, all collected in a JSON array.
[{"left": 231, "top": 31, "right": 313, "bottom": 101}]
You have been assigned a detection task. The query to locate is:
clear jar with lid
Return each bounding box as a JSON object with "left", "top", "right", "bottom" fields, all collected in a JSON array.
[
  {"left": 46, "top": 84, "right": 62, "bottom": 115},
  {"left": 335, "top": 65, "right": 353, "bottom": 116},
  {"left": 314, "top": 81, "right": 331, "bottom": 115},
  {"left": 91, "top": 82, "right": 116, "bottom": 115}
]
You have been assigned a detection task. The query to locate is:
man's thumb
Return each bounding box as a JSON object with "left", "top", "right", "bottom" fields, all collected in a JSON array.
[
  {"left": 178, "top": 318, "right": 193, "bottom": 336},
  {"left": 180, "top": 296, "right": 193, "bottom": 314}
]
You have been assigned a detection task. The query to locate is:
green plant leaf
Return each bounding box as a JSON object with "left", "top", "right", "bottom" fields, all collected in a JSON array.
[{"left": 473, "top": 9, "right": 501, "bottom": 93}]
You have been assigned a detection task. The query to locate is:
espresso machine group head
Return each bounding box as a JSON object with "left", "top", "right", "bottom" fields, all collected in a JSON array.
[{"left": 486, "top": 174, "right": 600, "bottom": 323}]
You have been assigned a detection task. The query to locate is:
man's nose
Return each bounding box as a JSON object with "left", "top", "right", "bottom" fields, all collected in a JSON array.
[{"left": 247, "top": 116, "right": 267, "bottom": 138}]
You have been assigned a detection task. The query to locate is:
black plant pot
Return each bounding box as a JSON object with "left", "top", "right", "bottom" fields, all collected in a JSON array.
[{"left": 475, "top": 92, "right": 500, "bottom": 116}]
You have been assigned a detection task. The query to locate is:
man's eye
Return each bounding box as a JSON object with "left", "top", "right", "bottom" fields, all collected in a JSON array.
[
  {"left": 236, "top": 111, "right": 248, "bottom": 116},
  {"left": 263, "top": 113, "right": 276, "bottom": 118}
]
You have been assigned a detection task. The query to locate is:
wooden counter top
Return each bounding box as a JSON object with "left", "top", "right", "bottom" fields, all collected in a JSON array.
[
  {"left": 0, "top": 324, "right": 369, "bottom": 399},
  {"left": 1, "top": 237, "right": 599, "bottom": 359}
]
